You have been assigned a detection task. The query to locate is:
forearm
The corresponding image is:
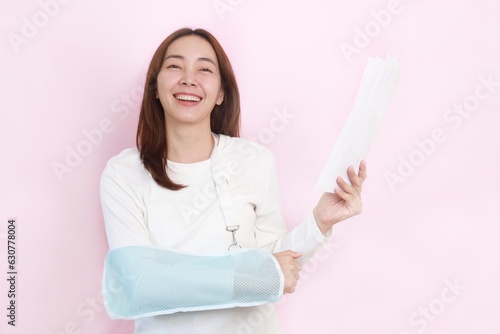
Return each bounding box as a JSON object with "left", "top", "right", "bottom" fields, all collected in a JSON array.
[
  {"left": 103, "top": 246, "right": 284, "bottom": 319},
  {"left": 261, "top": 211, "right": 333, "bottom": 265},
  {"left": 313, "top": 207, "right": 333, "bottom": 235}
]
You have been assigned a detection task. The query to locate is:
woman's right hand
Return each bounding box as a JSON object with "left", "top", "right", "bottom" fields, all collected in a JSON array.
[{"left": 273, "top": 250, "right": 302, "bottom": 294}]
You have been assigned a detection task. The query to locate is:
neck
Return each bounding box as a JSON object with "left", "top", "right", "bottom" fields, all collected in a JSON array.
[{"left": 166, "top": 125, "right": 214, "bottom": 163}]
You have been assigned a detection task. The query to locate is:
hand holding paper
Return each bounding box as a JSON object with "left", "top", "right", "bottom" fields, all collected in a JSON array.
[{"left": 313, "top": 161, "right": 367, "bottom": 234}]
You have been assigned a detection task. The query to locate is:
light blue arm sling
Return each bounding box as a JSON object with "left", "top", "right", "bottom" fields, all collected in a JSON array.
[{"left": 102, "top": 134, "right": 284, "bottom": 319}]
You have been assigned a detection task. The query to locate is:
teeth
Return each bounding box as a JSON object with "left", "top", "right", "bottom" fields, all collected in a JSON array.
[{"left": 175, "top": 94, "right": 201, "bottom": 102}]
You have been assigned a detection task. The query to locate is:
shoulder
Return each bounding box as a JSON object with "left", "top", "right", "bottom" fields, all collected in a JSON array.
[
  {"left": 218, "top": 134, "right": 275, "bottom": 168},
  {"left": 101, "top": 148, "right": 148, "bottom": 184}
]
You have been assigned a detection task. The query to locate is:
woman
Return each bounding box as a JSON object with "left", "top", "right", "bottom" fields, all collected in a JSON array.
[{"left": 101, "top": 27, "right": 366, "bottom": 334}]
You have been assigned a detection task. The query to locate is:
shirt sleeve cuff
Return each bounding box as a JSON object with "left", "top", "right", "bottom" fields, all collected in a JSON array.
[{"left": 307, "top": 210, "right": 333, "bottom": 243}]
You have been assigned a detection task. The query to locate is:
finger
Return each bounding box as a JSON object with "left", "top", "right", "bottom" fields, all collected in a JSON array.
[
  {"left": 337, "top": 176, "right": 355, "bottom": 194},
  {"left": 358, "top": 160, "right": 367, "bottom": 180},
  {"left": 288, "top": 251, "right": 302, "bottom": 259},
  {"left": 334, "top": 186, "right": 352, "bottom": 202},
  {"left": 276, "top": 250, "right": 302, "bottom": 258},
  {"left": 347, "top": 166, "right": 363, "bottom": 189}
]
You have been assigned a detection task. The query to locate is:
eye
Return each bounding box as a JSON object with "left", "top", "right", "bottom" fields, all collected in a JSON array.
[
  {"left": 200, "top": 68, "right": 213, "bottom": 73},
  {"left": 167, "top": 64, "right": 181, "bottom": 69}
]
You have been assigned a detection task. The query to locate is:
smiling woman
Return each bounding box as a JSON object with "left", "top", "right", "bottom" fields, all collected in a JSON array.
[
  {"left": 136, "top": 28, "right": 240, "bottom": 190},
  {"left": 100, "top": 27, "right": 367, "bottom": 334}
]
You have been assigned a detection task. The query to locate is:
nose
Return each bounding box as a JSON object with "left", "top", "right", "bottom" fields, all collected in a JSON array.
[{"left": 180, "top": 70, "right": 197, "bottom": 86}]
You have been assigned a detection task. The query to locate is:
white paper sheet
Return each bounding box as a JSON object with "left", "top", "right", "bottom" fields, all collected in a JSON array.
[{"left": 315, "top": 55, "right": 401, "bottom": 193}]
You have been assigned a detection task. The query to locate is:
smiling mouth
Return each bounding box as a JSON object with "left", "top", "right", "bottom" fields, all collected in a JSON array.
[{"left": 174, "top": 94, "right": 202, "bottom": 102}]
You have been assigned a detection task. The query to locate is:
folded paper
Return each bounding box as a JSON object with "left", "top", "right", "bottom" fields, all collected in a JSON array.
[{"left": 316, "top": 55, "right": 401, "bottom": 192}]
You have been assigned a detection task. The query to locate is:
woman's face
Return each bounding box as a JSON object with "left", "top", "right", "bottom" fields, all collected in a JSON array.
[{"left": 156, "top": 35, "right": 224, "bottom": 129}]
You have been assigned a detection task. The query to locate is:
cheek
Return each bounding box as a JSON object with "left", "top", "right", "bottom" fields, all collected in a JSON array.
[
  {"left": 156, "top": 76, "right": 176, "bottom": 98},
  {"left": 201, "top": 78, "right": 222, "bottom": 96},
  {"left": 156, "top": 75, "right": 168, "bottom": 90}
]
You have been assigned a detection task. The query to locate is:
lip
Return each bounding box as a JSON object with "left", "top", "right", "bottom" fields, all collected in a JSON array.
[
  {"left": 172, "top": 92, "right": 203, "bottom": 106},
  {"left": 173, "top": 92, "right": 203, "bottom": 100}
]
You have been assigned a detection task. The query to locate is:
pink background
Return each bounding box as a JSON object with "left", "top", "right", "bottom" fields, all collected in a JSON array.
[{"left": 1, "top": 0, "right": 499, "bottom": 333}]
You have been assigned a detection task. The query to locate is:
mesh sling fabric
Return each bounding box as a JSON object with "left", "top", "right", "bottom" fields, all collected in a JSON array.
[{"left": 103, "top": 245, "right": 284, "bottom": 319}]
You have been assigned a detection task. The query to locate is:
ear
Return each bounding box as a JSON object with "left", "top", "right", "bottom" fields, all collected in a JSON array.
[{"left": 216, "top": 89, "right": 224, "bottom": 105}]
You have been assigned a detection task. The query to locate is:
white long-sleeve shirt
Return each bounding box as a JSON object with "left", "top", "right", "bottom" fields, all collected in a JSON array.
[{"left": 100, "top": 134, "right": 332, "bottom": 334}]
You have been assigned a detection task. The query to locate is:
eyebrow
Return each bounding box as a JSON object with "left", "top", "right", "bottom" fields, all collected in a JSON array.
[{"left": 164, "top": 54, "right": 217, "bottom": 66}]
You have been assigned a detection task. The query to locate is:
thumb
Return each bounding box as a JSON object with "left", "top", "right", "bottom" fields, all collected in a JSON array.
[{"left": 285, "top": 250, "right": 302, "bottom": 259}]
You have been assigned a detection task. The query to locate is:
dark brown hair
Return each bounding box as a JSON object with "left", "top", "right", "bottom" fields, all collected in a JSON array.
[{"left": 136, "top": 28, "right": 241, "bottom": 190}]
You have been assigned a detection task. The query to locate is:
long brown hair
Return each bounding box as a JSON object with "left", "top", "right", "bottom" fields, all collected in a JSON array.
[{"left": 136, "top": 28, "right": 241, "bottom": 190}]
